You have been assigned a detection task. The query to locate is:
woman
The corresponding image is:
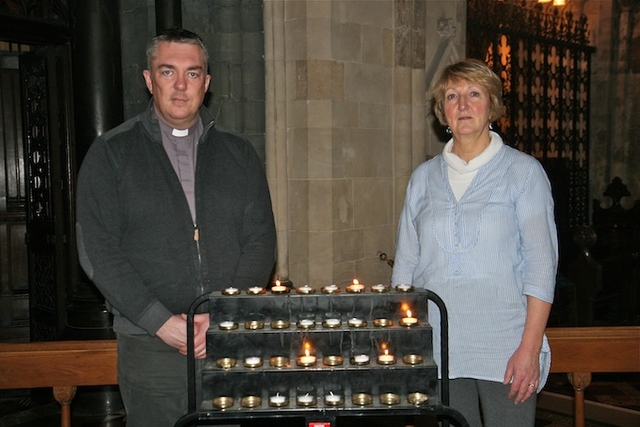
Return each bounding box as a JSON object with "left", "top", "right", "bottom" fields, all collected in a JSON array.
[{"left": 392, "top": 59, "right": 557, "bottom": 426}]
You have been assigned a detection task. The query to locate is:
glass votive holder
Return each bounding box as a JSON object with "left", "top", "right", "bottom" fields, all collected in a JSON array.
[
  {"left": 246, "top": 286, "right": 265, "bottom": 295},
  {"left": 269, "top": 355, "right": 290, "bottom": 368},
  {"left": 296, "top": 313, "right": 316, "bottom": 329},
  {"left": 395, "top": 283, "right": 415, "bottom": 293},
  {"left": 212, "top": 396, "right": 235, "bottom": 409},
  {"left": 270, "top": 319, "right": 291, "bottom": 329},
  {"left": 323, "top": 385, "right": 344, "bottom": 406},
  {"left": 268, "top": 389, "right": 289, "bottom": 407},
  {"left": 296, "top": 284, "right": 316, "bottom": 294},
  {"left": 244, "top": 313, "right": 265, "bottom": 330},
  {"left": 215, "top": 357, "right": 237, "bottom": 370},
  {"left": 321, "top": 284, "right": 340, "bottom": 294},
  {"left": 322, "top": 312, "right": 342, "bottom": 328},
  {"left": 221, "top": 286, "right": 240, "bottom": 296},
  {"left": 242, "top": 355, "right": 263, "bottom": 368},
  {"left": 370, "top": 283, "right": 390, "bottom": 293},
  {"left": 296, "top": 385, "right": 317, "bottom": 407},
  {"left": 407, "top": 391, "right": 429, "bottom": 406},
  {"left": 402, "top": 353, "right": 424, "bottom": 365}
]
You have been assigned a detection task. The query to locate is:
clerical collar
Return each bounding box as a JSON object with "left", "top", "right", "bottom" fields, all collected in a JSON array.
[{"left": 172, "top": 128, "right": 189, "bottom": 137}]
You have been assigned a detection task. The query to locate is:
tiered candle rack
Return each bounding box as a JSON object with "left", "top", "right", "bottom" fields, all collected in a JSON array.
[{"left": 176, "top": 284, "right": 469, "bottom": 427}]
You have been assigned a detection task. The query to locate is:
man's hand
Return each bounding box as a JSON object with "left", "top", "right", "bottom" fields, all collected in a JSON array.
[{"left": 155, "top": 313, "right": 209, "bottom": 359}]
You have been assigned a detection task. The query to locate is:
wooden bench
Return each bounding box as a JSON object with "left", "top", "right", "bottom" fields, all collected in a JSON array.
[
  {"left": 1, "top": 327, "right": 639, "bottom": 427},
  {"left": 0, "top": 340, "right": 117, "bottom": 427}
]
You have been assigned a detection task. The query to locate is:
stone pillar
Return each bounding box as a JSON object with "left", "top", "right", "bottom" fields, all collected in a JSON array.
[{"left": 155, "top": 0, "right": 182, "bottom": 33}]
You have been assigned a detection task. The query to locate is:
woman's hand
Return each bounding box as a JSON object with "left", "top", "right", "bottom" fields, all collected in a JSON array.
[{"left": 503, "top": 344, "right": 540, "bottom": 404}]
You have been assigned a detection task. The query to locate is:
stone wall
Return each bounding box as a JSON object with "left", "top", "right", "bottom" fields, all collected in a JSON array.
[{"left": 264, "top": 0, "right": 466, "bottom": 287}]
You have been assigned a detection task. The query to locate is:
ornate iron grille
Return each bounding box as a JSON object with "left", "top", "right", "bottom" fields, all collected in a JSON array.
[{"left": 467, "top": 0, "right": 594, "bottom": 232}]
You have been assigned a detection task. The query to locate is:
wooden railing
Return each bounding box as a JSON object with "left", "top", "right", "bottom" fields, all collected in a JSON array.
[{"left": 1, "top": 327, "right": 639, "bottom": 427}]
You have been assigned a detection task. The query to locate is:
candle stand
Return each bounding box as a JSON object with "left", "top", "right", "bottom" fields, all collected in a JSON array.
[{"left": 175, "top": 287, "right": 469, "bottom": 427}]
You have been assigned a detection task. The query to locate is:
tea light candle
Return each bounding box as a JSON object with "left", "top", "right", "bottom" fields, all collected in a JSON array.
[
  {"left": 323, "top": 317, "right": 341, "bottom": 328},
  {"left": 243, "top": 356, "right": 263, "bottom": 368},
  {"left": 297, "top": 319, "right": 315, "bottom": 329},
  {"left": 296, "top": 284, "right": 316, "bottom": 294},
  {"left": 321, "top": 284, "right": 340, "bottom": 294},
  {"left": 351, "top": 354, "right": 370, "bottom": 365},
  {"left": 371, "top": 283, "right": 390, "bottom": 293},
  {"left": 271, "top": 280, "right": 289, "bottom": 294},
  {"left": 297, "top": 351, "right": 316, "bottom": 367},
  {"left": 347, "top": 317, "right": 366, "bottom": 328},
  {"left": 219, "top": 320, "right": 238, "bottom": 330},
  {"left": 296, "top": 393, "right": 315, "bottom": 406},
  {"left": 395, "top": 283, "right": 415, "bottom": 292},
  {"left": 324, "top": 391, "right": 343, "bottom": 405},
  {"left": 346, "top": 279, "right": 365, "bottom": 293},
  {"left": 246, "top": 286, "right": 265, "bottom": 295},
  {"left": 269, "top": 392, "right": 288, "bottom": 407},
  {"left": 222, "top": 286, "right": 240, "bottom": 295},
  {"left": 377, "top": 349, "right": 396, "bottom": 365},
  {"left": 400, "top": 309, "right": 418, "bottom": 327}
]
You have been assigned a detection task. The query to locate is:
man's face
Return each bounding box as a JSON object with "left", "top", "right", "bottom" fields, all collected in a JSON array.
[{"left": 143, "top": 41, "right": 211, "bottom": 129}]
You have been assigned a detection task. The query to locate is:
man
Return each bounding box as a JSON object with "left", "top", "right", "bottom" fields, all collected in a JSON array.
[{"left": 76, "top": 28, "right": 276, "bottom": 426}]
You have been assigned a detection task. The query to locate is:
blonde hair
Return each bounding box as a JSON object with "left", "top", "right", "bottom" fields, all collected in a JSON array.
[{"left": 430, "top": 59, "right": 504, "bottom": 125}]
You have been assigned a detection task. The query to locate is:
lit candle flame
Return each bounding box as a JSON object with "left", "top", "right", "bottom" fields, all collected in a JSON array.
[
  {"left": 353, "top": 279, "right": 359, "bottom": 285},
  {"left": 275, "top": 279, "right": 281, "bottom": 286},
  {"left": 384, "top": 348, "right": 389, "bottom": 356},
  {"left": 406, "top": 309, "right": 412, "bottom": 318}
]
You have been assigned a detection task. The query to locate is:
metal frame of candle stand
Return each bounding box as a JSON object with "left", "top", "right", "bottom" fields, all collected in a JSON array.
[{"left": 175, "top": 290, "right": 469, "bottom": 427}]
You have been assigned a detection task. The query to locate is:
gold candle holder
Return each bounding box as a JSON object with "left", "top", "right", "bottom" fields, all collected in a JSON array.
[
  {"left": 269, "top": 355, "right": 290, "bottom": 368},
  {"left": 407, "top": 392, "right": 429, "bottom": 406},
  {"left": 370, "top": 283, "right": 390, "bottom": 293},
  {"left": 244, "top": 319, "right": 265, "bottom": 330},
  {"left": 296, "top": 285, "right": 316, "bottom": 294},
  {"left": 322, "top": 318, "right": 342, "bottom": 328},
  {"left": 321, "top": 284, "right": 340, "bottom": 294},
  {"left": 377, "top": 352, "right": 397, "bottom": 365},
  {"left": 221, "top": 287, "right": 240, "bottom": 296},
  {"left": 215, "top": 357, "right": 237, "bottom": 370},
  {"left": 399, "top": 317, "right": 418, "bottom": 327},
  {"left": 351, "top": 393, "right": 373, "bottom": 406},
  {"left": 296, "top": 353, "right": 317, "bottom": 367},
  {"left": 212, "top": 396, "right": 234, "bottom": 409},
  {"left": 240, "top": 395, "right": 262, "bottom": 408},
  {"left": 346, "top": 279, "right": 365, "bottom": 293},
  {"left": 402, "top": 354, "right": 424, "bottom": 365},
  {"left": 218, "top": 321, "right": 238, "bottom": 330},
  {"left": 296, "top": 319, "right": 316, "bottom": 329},
  {"left": 270, "top": 281, "right": 289, "bottom": 294},
  {"left": 270, "top": 319, "right": 290, "bottom": 329},
  {"left": 350, "top": 354, "right": 371, "bottom": 366},
  {"left": 373, "top": 318, "right": 393, "bottom": 327},
  {"left": 296, "top": 393, "right": 317, "bottom": 407},
  {"left": 347, "top": 317, "right": 367, "bottom": 328},
  {"left": 324, "top": 392, "right": 344, "bottom": 406},
  {"left": 379, "top": 392, "right": 401, "bottom": 405},
  {"left": 243, "top": 356, "right": 263, "bottom": 368},
  {"left": 246, "top": 286, "right": 265, "bottom": 295},
  {"left": 322, "top": 355, "right": 344, "bottom": 366},
  {"left": 395, "top": 284, "right": 415, "bottom": 292},
  {"left": 268, "top": 393, "right": 289, "bottom": 407}
]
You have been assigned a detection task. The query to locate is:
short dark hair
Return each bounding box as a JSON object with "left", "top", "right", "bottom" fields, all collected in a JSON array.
[
  {"left": 146, "top": 28, "right": 209, "bottom": 71},
  {"left": 430, "top": 59, "right": 504, "bottom": 125}
]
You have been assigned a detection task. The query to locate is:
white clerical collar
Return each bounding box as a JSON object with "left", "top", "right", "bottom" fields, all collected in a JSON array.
[{"left": 172, "top": 128, "right": 189, "bottom": 137}]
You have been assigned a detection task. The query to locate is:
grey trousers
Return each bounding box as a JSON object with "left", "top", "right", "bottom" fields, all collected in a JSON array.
[
  {"left": 117, "top": 333, "right": 201, "bottom": 427},
  {"left": 449, "top": 378, "right": 537, "bottom": 427}
]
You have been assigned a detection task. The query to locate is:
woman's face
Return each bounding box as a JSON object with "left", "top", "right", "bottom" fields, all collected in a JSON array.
[{"left": 443, "top": 79, "right": 491, "bottom": 138}]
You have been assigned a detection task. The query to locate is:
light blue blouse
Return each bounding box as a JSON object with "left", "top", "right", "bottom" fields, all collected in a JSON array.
[{"left": 392, "top": 139, "right": 557, "bottom": 391}]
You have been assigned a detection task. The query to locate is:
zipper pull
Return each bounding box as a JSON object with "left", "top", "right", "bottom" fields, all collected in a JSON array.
[{"left": 194, "top": 226, "right": 199, "bottom": 242}]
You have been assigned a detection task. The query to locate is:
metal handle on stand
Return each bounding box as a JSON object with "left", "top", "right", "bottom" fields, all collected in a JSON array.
[
  {"left": 426, "top": 290, "right": 450, "bottom": 427},
  {"left": 186, "top": 293, "right": 210, "bottom": 413}
]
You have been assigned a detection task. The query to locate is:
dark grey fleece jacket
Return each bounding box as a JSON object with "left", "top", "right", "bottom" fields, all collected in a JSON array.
[{"left": 76, "top": 104, "right": 276, "bottom": 336}]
